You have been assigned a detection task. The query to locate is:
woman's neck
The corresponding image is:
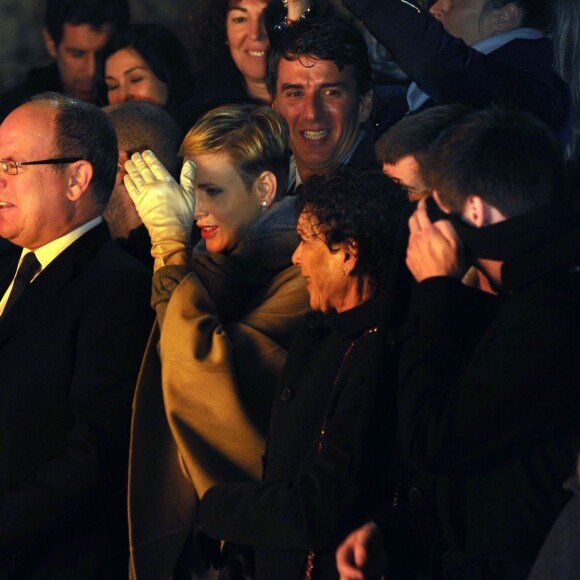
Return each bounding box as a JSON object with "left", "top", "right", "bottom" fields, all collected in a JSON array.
[
  {"left": 245, "top": 78, "right": 272, "bottom": 104},
  {"left": 335, "top": 279, "right": 374, "bottom": 314}
]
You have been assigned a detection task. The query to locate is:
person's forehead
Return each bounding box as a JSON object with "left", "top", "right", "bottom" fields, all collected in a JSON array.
[
  {"left": 106, "top": 48, "right": 148, "bottom": 75},
  {"left": 383, "top": 155, "right": 427, "bottom": 192},
  {"left": 228, "top": 0, "right": 270, "bottom": 11},
  {"left": 277, "top": 56, "right": 356, "bottom": 87},
  {"left": 297, "top": 208, "right": 315, "bottom": 231},
  {"left": 0, "top": 103, "right": 56, "bottom": 158},
  {"left": 190, "top": 151, "right": 240, "bottom": 180},
  {"left": 60, "top": 22, "right": 112, "bottom": 50},
  {"left": 383, "top": 155, "right": 420, "bottom": 178}
]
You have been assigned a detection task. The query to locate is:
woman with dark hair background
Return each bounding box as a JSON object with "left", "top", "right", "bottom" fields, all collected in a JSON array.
[
  {"left": 104, "top": 23, "right": 195, "bottom": 111},
  {"left": 172, "top": 0, "right": 325, "bottom": 131}
]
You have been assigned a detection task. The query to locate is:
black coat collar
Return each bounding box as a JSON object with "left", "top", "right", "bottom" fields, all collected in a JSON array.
[{"left": 306, "top": 296, "right": 382, "bottom": 341}]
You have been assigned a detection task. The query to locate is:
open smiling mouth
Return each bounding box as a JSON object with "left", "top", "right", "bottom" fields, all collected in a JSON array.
[
  {"left": 247, "top": 51, "right": 265, "bottom": 57},
  {"left": 0, "top": 202, "right": 14, "bottom": 209},
  {"left": 303, "top": 130, "right": 329, "bottom": 140},
  {"left": 199, "top": 225, "right": 219, "bottom": 238}
]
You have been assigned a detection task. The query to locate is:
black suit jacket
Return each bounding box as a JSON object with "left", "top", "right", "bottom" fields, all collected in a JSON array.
[{"left": 0, "top": 222, "right": 152, "bottom": 579}]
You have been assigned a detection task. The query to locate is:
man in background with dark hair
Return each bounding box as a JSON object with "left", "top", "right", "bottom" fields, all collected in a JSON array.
[
  {"left": 0, "top": 93, "right": 151, "bottom": 577},
  {"left": 0, "top": 0, "right": 130, "bottom": 122},
  {"left": 337, "top": 106, "right": 580, "bottom": 579},
  {"left": 375, "top": 103, "right": 471, "bottom": 201},
  {"left": 266, "top": 17, "right": 378, "bottom": 189}
]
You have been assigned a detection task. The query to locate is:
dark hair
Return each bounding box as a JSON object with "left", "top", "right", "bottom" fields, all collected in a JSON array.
[
  {"left": 104, "top": 101, "right": 182, "bottom": 178},
  {"left": 296, "top": 166, "right": 408, "bottom": 295},
  {"left": 188, "top": 0, "right": 230, "bottom": 72},
  {"left": 44, "top": 0, "right": 130, "bottom": 46},
  {"left": 266, "top": 17, "right": 373, "bottom": 99},
  {"left": 32, "top": 92, "right": 118, "bottom": 205},
  {"left": 375, "top": 103, "right": 472, "bottom": 164},
  {"left": 420, "top": 105, "right": 565, "bottom": 216},
  {"left": 104, "top": 24, "right": 195, "bottom": 111}
]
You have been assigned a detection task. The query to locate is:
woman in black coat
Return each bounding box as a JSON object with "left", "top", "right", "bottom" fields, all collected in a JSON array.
[{"left": 198, "top": 166, "right": 409, "bottom": 579}]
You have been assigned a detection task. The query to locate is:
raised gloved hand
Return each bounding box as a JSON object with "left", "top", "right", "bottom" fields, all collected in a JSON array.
[{"left": 124, "top": 150, "right": 196, "bottom": 271}]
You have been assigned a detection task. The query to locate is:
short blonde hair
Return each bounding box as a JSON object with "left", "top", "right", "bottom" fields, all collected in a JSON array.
[{"left": 180, "top": 104, "right": 290, "bottom": 195}]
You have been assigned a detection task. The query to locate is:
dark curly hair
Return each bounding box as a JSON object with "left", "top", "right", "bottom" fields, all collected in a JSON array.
[{"left": 296, "top": 166, "right": 408, "bottom": 295}]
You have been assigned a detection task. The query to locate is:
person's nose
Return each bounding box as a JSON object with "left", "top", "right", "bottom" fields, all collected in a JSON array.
[
  {"left": 121, "top": 85, "right": 135, "bottom": 102},
  {"left": 85, "top": 53, "right": 97, "bottom": 79},
  {"left": 302, "top": 92, "right": 323, "bottom": 123},
  {"left": 250, "top": 15, "right": 268, "bottom": 41},
  {"left": 112, "top": 81, "right": 132, "bottom": 103},
  {"left": 429, "top": 0, "right": 447, "bottom": 21},
  {"left": 193, "top": 191, "right": 208, "bottom": 220},
  {"left": 292, "top": 241, "right": 303, "bottom": 266}
]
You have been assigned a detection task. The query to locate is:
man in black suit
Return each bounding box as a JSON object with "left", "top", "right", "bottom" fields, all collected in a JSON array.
[{"left": 0, "top": 92, "right": 152, "bottom": 578}]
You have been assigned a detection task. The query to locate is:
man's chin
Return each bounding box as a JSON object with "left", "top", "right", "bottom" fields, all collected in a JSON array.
[{"left": 68, "top": 86, "right": 97, "bottom": 103}]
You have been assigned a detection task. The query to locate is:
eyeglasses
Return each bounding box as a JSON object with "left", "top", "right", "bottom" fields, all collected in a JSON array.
[{"left": 0, "top": 157, "right": 83, "bottom": 176}]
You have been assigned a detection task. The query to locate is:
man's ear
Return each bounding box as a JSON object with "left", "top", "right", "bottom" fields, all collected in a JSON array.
[
  {"left": 492, "top": 2, "right": 521, "bottom": 33},
  {"left": 67, "top": 160, "right": 94, "bottom": 201},
  {"left": 42, "top": 27, "right": 58, "bottom": 58},
  {"left": 116, "top": 150, "right": 130, "bottom": 186},
  {"left": 254, "top": 170, "right": 277, "bottom": 208},
  {"left": 358, "top": 91, "right": 373, "bottom": 124},
  {"left": 464, "top": 195, "right": 489, "bottom": 227},
  {"left": 433, "top": 190, "right": 452, "bottom": 214}
]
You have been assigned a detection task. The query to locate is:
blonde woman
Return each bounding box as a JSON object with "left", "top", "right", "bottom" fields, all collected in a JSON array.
[{"left": 125, "top": 104, "right": 309, "bottom": 579}]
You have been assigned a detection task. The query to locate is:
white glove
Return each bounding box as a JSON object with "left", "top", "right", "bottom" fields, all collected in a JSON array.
[{"left": 124, "top": 150, "right": 196, "bottom": 271}]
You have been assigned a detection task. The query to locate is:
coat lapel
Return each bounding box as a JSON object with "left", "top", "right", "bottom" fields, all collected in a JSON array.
[
  {"left": 0, "top": 253, "right": 19, "bottom": 297},
  {"left": 0, "top": 223, "right": 110, "bottom": 345}
]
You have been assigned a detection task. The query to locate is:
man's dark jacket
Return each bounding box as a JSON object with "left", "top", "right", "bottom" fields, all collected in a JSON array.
[
  {"left": 395, "top": 205, "right": 580, "bottom": 579},
  {"left": 344, "top": 0, "right": 572, "bottom": 145},
  {"left": 0, "top": 222, "right": 152, "bottom": 578}
]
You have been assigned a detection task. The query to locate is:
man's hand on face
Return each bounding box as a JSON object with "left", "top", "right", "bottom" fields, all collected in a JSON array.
[{"left": 406, "top": 198, "right": 465, "bottom": 282}]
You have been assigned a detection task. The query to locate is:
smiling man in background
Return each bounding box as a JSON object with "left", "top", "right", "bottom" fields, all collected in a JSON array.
[{"left": 267, "top": 17, "right": 378, "bottom": 190}]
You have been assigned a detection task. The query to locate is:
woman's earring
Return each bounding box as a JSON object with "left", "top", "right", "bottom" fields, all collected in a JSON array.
[{"left": 261, "top": 201, "right": 268, "bottom": 207}]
